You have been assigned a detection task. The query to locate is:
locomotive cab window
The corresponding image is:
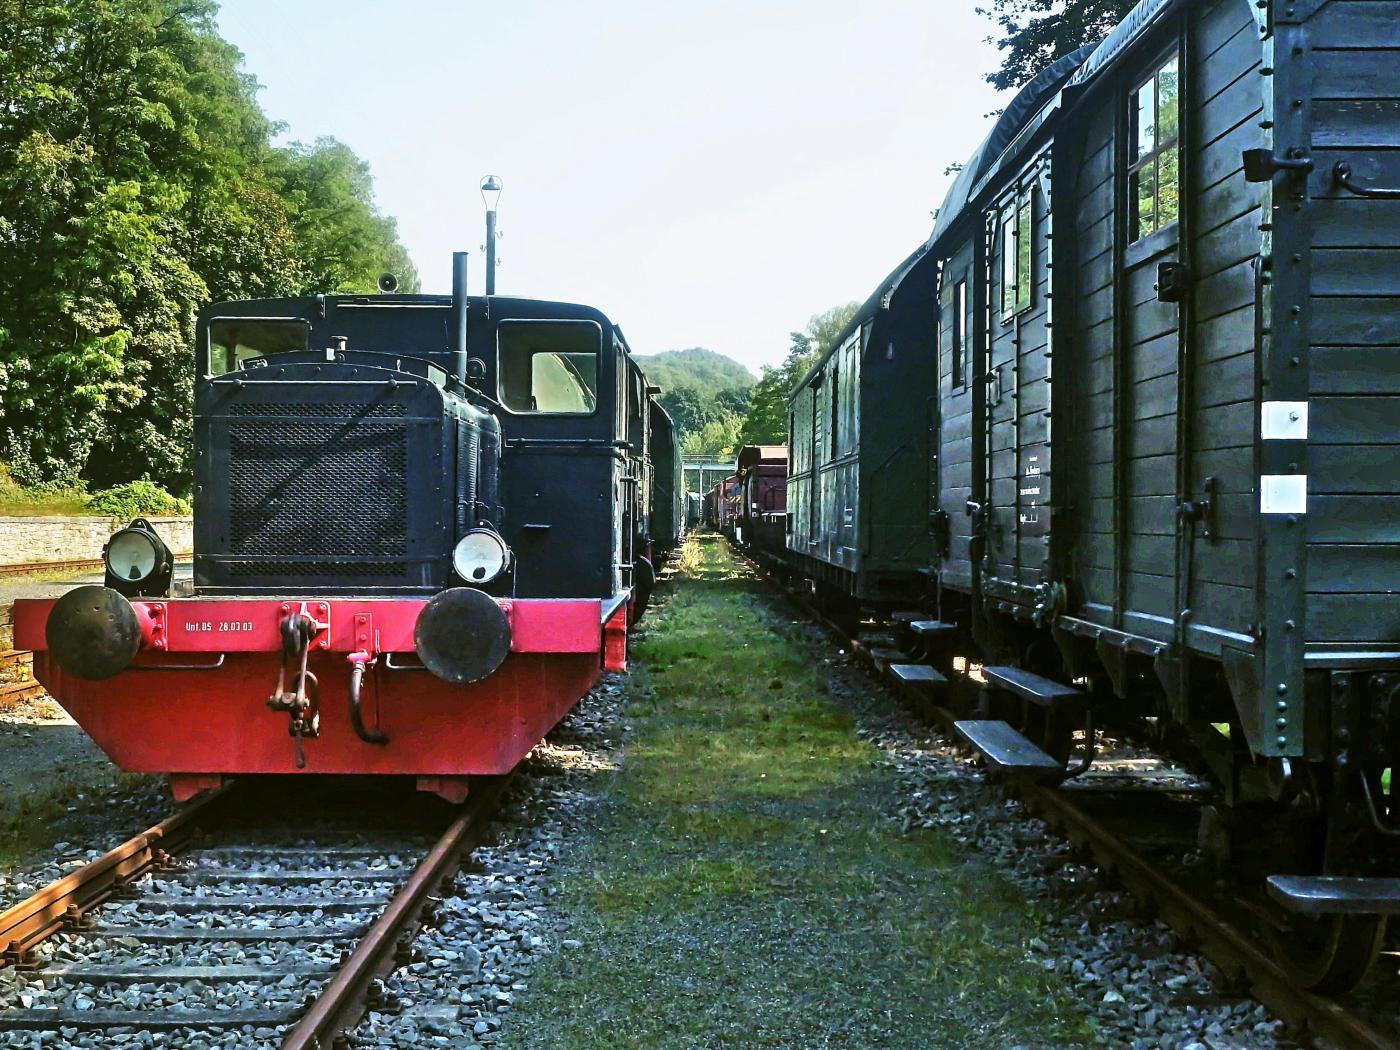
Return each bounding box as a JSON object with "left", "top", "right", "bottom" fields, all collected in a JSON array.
[
  {"left": 208, "top": 319, "right": 309, "bottom": 375},
  {"left": 1130, "top": 53, "right": 1180, "bottom": 242},
  {"left": 497, "top": 320, "right": 600, "bottom": 415}
]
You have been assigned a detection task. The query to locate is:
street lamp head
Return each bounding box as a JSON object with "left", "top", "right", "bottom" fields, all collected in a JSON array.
[{"left": 480, "top": 175, "right": 502, "bottom": 212}]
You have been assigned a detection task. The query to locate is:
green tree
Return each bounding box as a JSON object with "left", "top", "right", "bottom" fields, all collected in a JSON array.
[
  {"left": 977, "top": 0, "right": 1135, "bottom": 91},
  {"left": 679, "top": 411, "right": 743, "bottom": 461},
  {"left": 270, "top": 138, "right": 420, "bottom": 296},
  {"left": 739, "top": 303, "right": 858, "bottom": 446},
  {"left": 0, "top": 0, "right": 417, "bottom": 491}
]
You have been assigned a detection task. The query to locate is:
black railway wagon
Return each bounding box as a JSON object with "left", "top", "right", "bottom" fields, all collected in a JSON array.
[
  {"left": 787, "top": 246, "right": 940, "bottom": 607},
  {"left": 917, "top": 0, "right": 1400, "bottom": 991},
  {"left": 649, "top": 402, "right": 683, "bottom": 555}
]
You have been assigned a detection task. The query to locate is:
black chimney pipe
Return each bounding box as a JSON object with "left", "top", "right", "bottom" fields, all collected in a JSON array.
[{"left": 451, "top": 251, "right": 469, "bottom": 383}]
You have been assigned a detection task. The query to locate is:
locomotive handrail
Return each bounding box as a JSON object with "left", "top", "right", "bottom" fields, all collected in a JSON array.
[
  {"left": 382, "top": 652, "right": 428, "bottom": 672},
  {"left": 1333, "top": 161, "right": 1400, "bottom": 200}
]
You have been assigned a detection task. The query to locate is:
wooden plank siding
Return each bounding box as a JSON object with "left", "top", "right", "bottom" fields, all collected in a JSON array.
[
  {"left": 937, "top": 237, "right": 978, "bottom": 593},
  {"left": 1303, "top": 1, "right": 1400, "bottom": 645},
  {"left": 1059, "top": 0, "right": 1263, "bottom": 652}
]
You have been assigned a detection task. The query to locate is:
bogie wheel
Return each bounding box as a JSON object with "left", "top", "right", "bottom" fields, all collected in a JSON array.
[{"left": 1270, "top": 913, "right": 1386, "bottom": 994}]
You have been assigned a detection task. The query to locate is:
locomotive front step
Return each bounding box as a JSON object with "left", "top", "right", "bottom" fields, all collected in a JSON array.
[
  {"left": 954, "top": 720, "right": 1065, "bottom": 782},
  {"left": 983, "top": 666, "right": 1085, "bottom": 712},
  {"left": 1266, "top": 875, "right": 1400, "bottom": 917}
]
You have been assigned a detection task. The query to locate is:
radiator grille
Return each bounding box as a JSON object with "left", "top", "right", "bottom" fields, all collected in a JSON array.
[
  {"left": 228, "top": 405, "right": 409, "bottom": 568},
  {"left": 231, "top": 402, "right": 408, "bottom": 419},
  {"left": 228, "top": 560, "right": 390, "bottom": 578}
]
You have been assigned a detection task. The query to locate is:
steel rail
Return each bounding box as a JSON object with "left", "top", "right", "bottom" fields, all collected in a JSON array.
[
  {"left": 0, "top": 785, "right": 232, "bottom": 967},
  {"left": 740, "top": 545, "right": 1398, "bottom": 1050},
  {"left": 0, "top": 553, "right": 193, "bottom": 579},
  {"left": 1021, "top": 784, "right": 1395, "bottom": 1050},
  {"left": 280, "top": 774, "right": 511, "bottom": 1050}
]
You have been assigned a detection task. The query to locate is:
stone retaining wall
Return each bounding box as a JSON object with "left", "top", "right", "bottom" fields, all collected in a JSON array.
[{"left": 0, "top": 515, "right": 193, "bottom": 567}]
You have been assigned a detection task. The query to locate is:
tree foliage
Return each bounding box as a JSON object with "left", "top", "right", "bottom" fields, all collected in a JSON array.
[
  {"left": 739, "top": 303, "right": 859, "bottom": 447},
  {"left": 977, "top": 0, "right": 1136, "bottom": 91},
  {"left": 0, "top": 0, "right": 417, "bottom": 491},
  {"left": 633, "top": 347, "right": 754, "bottom": 440}
]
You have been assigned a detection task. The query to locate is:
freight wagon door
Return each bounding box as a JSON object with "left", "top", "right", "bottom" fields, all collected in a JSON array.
[{"left": 983, "top": 158, "right": 1054, "bottom": 613}]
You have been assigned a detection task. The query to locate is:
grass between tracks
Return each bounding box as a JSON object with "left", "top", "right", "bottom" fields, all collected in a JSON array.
[{"left": 502, "top": 535, "right": 1094, "bottom": 1049}]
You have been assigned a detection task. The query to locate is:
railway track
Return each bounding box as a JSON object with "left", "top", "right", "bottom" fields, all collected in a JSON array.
[
  {"left": 0, "top": 650, "right": 43, "bottom": 708},
  {"left": 0, "top": 776, "right": 509, "bottom": 1049},
  {"left": 742, "top": 545, "right": 1399, "bottom": 1050},
  {"left": 0, "top": 555, "right": 192, "bottom": 581}
]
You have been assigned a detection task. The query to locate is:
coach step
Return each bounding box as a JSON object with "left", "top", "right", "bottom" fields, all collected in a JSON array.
[
  {"left": 1267, "top": 875, "right": 1400, "bottom": 916},
  {"left": 889, "top": 663, "right": 947, "bottom": 689},
  {"left": 983, "top": 666, "right": 1085, "bottom": 712},
  {"left": 909, "top": 619, "right": 957, "bottom": 638},
  {"left": 954, "top": 720, "right": 1065, "bottom": 782}
]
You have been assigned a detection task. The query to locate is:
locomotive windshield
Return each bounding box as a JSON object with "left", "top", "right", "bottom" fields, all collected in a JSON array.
[
  {"left": 208, "top": 319, "right": 310, "bottom": 375},
  {"left": 497, "top": 320, "right": 599, "bottom": 415}
]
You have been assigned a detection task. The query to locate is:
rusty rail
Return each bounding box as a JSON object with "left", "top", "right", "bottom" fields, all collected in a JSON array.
[
  {"left": 0, "top": 553, "right": 193, "bottom": 580},
  {"left": 281, "top": 775, "right": 510, "bottom": 1050},
  {"left": 1023, "top": 785, "right": 1395, "bottom": 1050},
  {"left": 0, "top": 786, "right": 232, "bottom": 967},
  {"left": 0, "top": 649, "right": 42, "bottom": 708}
]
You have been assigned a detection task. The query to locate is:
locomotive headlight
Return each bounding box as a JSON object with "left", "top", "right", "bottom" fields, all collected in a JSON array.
[
  {"left": 452, "top": 529, "right": 511, "bottom": 585},
  {"left": 107, "top": 530, "right": 157, "bottom": 581},
  {"left": 102, "top": 518, "right": 174, "bottom": 597}
]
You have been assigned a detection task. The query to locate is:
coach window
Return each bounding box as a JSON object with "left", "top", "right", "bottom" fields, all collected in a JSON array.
[
  {"left": 1000, "top": 188, "right": 1033, "bottom": 319},
  {"left": 949, "top": 279, "right": 968, "bottom": 389},
  {"left": 1130, "top": 53, "right": 1180, "bottom": 242},
  {"left": 497, "top": 320, "right": 599, "bottom": 414}
]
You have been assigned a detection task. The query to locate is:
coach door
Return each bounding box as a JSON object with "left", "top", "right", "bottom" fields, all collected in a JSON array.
[
  {"left": 981, "top": 156, "right": 1054, "bottom": 615},
  {"left": 1117, "top": 49, "right": 1184, "bottom": 642}
]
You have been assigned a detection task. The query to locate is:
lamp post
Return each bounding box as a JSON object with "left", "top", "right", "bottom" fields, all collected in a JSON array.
[{"left": 480, "top": 175, "right": 502, "bottom": 295}]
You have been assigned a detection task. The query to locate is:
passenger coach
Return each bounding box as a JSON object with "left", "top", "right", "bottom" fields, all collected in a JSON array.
[{"left": 784, "top": 0, "right": 1400, "bottom": 991}]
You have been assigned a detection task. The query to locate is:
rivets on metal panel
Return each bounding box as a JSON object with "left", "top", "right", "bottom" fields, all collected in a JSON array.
[{"left": 1277, "top": 684, "right": 1289, "bottom": 695}]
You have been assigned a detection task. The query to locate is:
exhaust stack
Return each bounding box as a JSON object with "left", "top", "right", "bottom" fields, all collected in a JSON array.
[{"left": 451, "top": 251, "right": 469, "bottom": 383}]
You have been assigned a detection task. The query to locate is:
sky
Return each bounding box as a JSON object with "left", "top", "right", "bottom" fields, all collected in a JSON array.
[{"left": 214, "top": 1, "right": 1011, "bottom": 373}]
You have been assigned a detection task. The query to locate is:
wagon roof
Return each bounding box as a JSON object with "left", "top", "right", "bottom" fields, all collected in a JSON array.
[
  {"left": 928, "top": 43, "right": 1094, "bottom": 246},
  {"left": 789, "top": 240, "right": 933, "bottom": 399},
  {"left": 736, "top": 445, "right": 788, "bottom": 473},
  {"left": 929, "top": 0, "right": 1182, "bottom": 251}
]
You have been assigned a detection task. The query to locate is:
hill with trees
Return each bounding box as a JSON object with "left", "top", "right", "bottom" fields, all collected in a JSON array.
[
  {"left": 0, "top": 0, "right": 416, "bottom": 498},
  {"left": 633, "top": 348, "right": 755, "bottom": 459}
]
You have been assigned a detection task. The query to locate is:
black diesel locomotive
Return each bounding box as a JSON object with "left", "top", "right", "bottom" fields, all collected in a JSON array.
[
  {"left": 784, "top": 0, "right": 1400, "bottom": 991},
  {"left": 20, "top": 251, "right": 680, "bottom": 806}
]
